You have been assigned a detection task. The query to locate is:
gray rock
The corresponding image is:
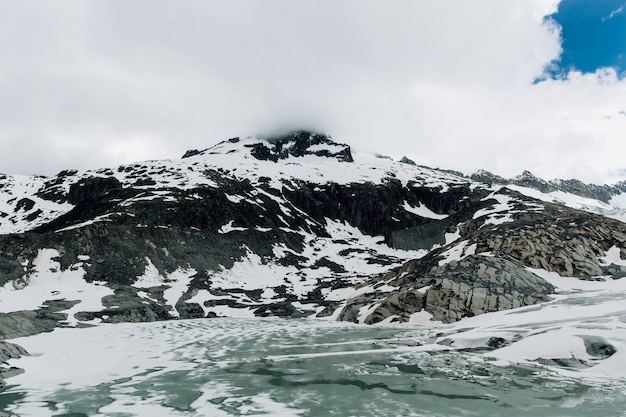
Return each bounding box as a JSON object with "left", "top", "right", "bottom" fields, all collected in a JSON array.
[
  {"left": 422, "top": 256, "right": 554, "bottom": 323},
  {"left": 0, "top": 309, "right": 63, "bottom": 340},
  {"left": 580, "top": 335, "right": 616, "bottom": 358},
  {"left": 339, "top": 256, "right": 554, "bottom": 324},
  {"left": 0, "top": 341, "right": 28, "bottom": 363},
  {"left": 0, "top": 341, "right": 28, "bottom": 388}
]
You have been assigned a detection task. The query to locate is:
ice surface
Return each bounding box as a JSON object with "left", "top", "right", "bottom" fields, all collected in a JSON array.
[
  {"left": 5, "top": 263, "right": 626, "bottom": 416},
  {"left": 5, "top": 308, "right": 626, "bottom": 416},
  {"left": 440, "top": 268, "right": 626, "bottom": 381}
]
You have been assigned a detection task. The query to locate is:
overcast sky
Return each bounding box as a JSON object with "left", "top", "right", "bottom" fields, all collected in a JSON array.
[{"left": 1, "top": 0, "right": 625, "bottom": 184}]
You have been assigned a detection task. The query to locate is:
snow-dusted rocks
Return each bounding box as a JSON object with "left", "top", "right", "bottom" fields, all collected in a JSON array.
[
  {"left": 471, "top": 169, "right": 626, "bottom": 204},
  {"left": 0, "top": 341, "right": 27, "bottom": 384},
  {"left": 338, "top": 186, "right": 626, "bottom": 325},
  {"left": 0, "top": 130, "right": 626, "bottom": 339}
]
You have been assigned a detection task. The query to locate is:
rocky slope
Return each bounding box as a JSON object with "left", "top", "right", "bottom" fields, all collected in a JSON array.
[
  {"left": 1, "top": 130, "right": 625, "bottom": 339},
  {"left": 470, "top": 169, "right": 626, "bottom": 204},
  {"left": 338, "top": 193, "right": 626, "bottom": 324}
]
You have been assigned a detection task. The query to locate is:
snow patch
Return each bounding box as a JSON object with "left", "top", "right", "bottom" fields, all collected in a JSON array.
[
  {"left": 599, "top": 246, "right": 626, "bottom": 267},
  {"left": 306, "top": 143, "right": 348, "bottom": 154},
  {"left": 474, "top": 193, "right": 513, "bottom": 221},
  {"left": 0, "top": 249, "right": 113, "bottom": 324},
  {"left": 163, "top": 268, "right": 196, "bottom": 318},
  {"left": 508, "top": 184, "right": 612, "bottom": 211},
  {"left": 609, "top": 192, "right": 626, "bottom": 209},
  {"left": 402, "top": 201, "right": 448, "bottom": 219},
  {"left": 211, "top": 247, "right": 297, "bottom": 291},
  {"left": 133, "top": 258, "right": 196, "bottom": 317},
  {"left": 438, "top": 241, "right": 477, "bottom": 266},
  {"left": 218, "top": 220, "right": 248, "bottom": 234},
  {"left": 133, "top": 258, "right": 163, "bottom": 288},
  {"left": 408, "top": 310, "right": 443, "bottom": 326},
  {"left": 54, "top": 213, "right": 117, "bottom": 232},
  {"left": 0, "top": 176, "right": 74, "bottom": 234}
]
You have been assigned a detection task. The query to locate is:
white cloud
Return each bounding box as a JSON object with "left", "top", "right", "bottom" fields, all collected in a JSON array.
[
  {"left": 0, "top": 0, "right": 624, "bottom": 184},
  {"left": 605, "top": 4, "right": 624, "bottom": 21}
]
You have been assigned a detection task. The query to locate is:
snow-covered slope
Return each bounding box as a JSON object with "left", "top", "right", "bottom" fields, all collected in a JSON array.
[
  {"left": 0, "top": 175, "right": 73, "bottom": 234},
  {"left": 471, "top": 168, "right": 626, "bottom": 222},
  {"left": 506, "top": 184, "right": 626, "bottom": 223},
  {"left": 0, "top": 134, "right": 473, "bottom": 236},
  {"left": 0, "top": 130, "right": 625, "bottom": 339}
]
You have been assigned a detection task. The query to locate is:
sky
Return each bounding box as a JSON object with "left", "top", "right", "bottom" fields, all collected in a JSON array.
[{"left": 0, "top": 0, "right": 625, "bottom": 184}]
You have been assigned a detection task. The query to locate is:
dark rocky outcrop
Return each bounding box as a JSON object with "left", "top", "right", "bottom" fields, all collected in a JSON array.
[
  {"left": 262, "top": 130, "right": 354, "bottom": 162},
  {"left": 0, "top": 307, "right": 66, "bottom": 340},
  {"left": 471, "top": 169, "right": 626, "bottom": 203}
]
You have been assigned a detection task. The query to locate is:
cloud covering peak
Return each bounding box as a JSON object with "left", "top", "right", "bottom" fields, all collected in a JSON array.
[{"left": 0, "top": 0, "right": 624, "bottom": 184}]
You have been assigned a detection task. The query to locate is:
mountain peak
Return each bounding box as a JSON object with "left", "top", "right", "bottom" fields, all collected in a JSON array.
[
  {"left": 184, "top": 130, "right": 353, "bottom": 163},
  {"left": 470, "top": 169, "right": 626, "bottom": 203},
  {"left": 517, "top": 170, "right": 537, "bottom": 179},
  {"left": 253, "top": 130, "right": 353, "bottom": 163}
]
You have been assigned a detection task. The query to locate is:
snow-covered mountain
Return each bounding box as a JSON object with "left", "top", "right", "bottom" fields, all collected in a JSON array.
[
  {"left": 471, "top": 169, "right": 626, "bottom": 222},
  {"left": 1, "top": 130, "right": 625, "bottom": 340}
]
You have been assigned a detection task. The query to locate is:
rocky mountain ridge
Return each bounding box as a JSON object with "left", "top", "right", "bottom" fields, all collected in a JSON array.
[
  {"left": 470, "top": 169, "right": 626, "bottom": 204},
  {"left": 1, "top": 130, "right": 625, "bottom": 343}
]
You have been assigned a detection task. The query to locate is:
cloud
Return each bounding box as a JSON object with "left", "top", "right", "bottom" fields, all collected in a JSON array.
[
  {"left": 604, "top": 4, "right": 624, "bottom": 20},
  {"left": 0, "top": 0, "right": 624, "bottom": 184}
]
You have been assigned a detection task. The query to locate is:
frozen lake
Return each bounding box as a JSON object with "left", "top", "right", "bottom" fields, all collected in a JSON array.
[{"left": 3, "top": 270, "right": 626, "bottom": 416}]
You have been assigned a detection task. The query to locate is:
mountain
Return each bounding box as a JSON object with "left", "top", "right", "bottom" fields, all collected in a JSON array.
[
  {"left": 470, "top": 169, "right": 626, "bottom": 220},
  {"left": 470, "top": 169, "right": 626, "bottom": 203},
  {"left": 1, "top": 130, "right": 626, "bottom": 343}
]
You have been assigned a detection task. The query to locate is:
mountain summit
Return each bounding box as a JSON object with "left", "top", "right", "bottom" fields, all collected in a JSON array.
[{"left": 183, "top": 130, "right": 353, "bottom": 163}]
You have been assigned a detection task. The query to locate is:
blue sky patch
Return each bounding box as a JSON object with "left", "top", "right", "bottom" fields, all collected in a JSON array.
[{"left": 546, "top": 0, "right": 626, "bottom": 78}]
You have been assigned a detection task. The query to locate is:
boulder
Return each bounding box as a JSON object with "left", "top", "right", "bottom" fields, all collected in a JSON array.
[{"left": 339, "top": 255, "right": 554, "bottom": 324}]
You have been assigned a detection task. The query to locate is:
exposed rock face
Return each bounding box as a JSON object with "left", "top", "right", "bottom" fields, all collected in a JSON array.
[
  {"left": 74, "top": 286, "right": 174, "bottom": 323},
  {"left": 1, "top": 132, "right": 483, "bottom": 335},
  {"left": 215, "top": 131, "right": 354, "bottom": 163},
  {"left": 472, "top": 211, "right": 626, "bottom": 277},
  {"left": 338, "top": 190, "right": 626, "bottom": 325},
  {"left": 0, "top": 340, "right": 27, "bottom": 387},
  {"left": 0, "top": 131, "right": 625, "bottom": 338},
  {"left": 424, "top": 256, "right": 554, "bottom": 323},
  {"left": 338, "top": 256, "right": 554, "bottom": 324},
  {"left": 471, "top": 169, "right": 626, "bottom": 203},
  {"left": 0, "top": 301, "right": 78, "bottom": 340},
  {"left": 261, "top": 130, "right": 354, "bottom": 162}
]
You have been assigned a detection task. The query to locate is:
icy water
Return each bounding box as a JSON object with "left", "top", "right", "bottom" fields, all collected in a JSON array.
[{"left": 2, "top": 316, "right": 626, "bottom": 417}]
